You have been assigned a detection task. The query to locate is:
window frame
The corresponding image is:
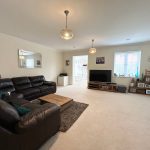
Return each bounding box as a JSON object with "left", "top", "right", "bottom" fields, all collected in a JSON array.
[{"left": 114, "top": 50, "right": 141, "bottom": 78}]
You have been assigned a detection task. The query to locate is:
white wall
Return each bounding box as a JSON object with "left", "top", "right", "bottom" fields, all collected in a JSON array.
[
  {"left": 63, "top": 43, "right": 150, "bottom": 86},
  {"left": 0, "top": 33, "right": 63, "bottom": 82}
]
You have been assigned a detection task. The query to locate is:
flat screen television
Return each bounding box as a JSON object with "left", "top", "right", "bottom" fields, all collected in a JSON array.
[{"left": 89, "top": 70, "right": 112, "bottom": 82}]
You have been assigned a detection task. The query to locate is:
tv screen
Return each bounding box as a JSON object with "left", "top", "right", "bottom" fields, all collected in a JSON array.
[{"left": 89, "top": 70, "right": 112, "bottom": 82}]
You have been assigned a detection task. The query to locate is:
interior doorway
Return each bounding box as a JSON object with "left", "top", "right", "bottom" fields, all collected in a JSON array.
[{"left": 73, "top": 55, "right": 88, "bottom": 86}]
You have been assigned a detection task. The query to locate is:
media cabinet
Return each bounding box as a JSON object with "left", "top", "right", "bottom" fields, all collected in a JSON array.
[{"left": 88, "top": 81, "right": 117, "bottom": 92}]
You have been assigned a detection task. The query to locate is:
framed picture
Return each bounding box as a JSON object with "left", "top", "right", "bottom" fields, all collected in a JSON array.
[
  {"left": 137, "top": 83, "right": 145, "bottom": 88},
  {"left": 96, "top": 57, "right": 105, "bottom": 64},
  {"left": 145, "top": 84, "right": 150, "bottom": 88},
  {"left": 37, "top": 60, "right": 41, "bottom": 66},
  {"left": 146, "top": 90, "right": 150, "bottom": 95},
  {"left": 66, "top": 60, "right": 70, "bottom": 66}
]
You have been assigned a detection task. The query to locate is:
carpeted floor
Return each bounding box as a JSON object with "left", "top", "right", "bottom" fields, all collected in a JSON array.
[
  {"left": 40, "top": 84, "right": 150, "bottom": 150},
  {"left": 60, "top": 101, "right": 88, "bottom": 132}
]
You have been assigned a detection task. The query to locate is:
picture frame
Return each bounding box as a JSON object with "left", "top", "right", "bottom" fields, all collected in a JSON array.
[
  {"left": 36, "top": 60, "right": 41, "bottom": 66},
  {"left": 145, "top": 84, "right": 150, "bottom": 88},
  {"left": 137, "top": 82, "right": 145, "bottom": 88},
  {"left": 66, "top": 60, "right": 70, "bottom": 66},
  {"left": 96, "top": 57, "right": 105, "bottom": 64},
  {"left": 146, "top": 90, "right": 150, "bottom": 95}
]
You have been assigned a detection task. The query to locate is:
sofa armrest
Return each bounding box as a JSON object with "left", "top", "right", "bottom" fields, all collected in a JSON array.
[
  {"left": 15, "top": 103, "right": 60, "bottom": 134},
  {"left": 44, "top": 81, "right": 56, "bottom": 86}
]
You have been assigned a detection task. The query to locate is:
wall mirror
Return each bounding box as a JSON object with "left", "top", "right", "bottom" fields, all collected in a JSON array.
[{"left": 18, "top": 49, "right": 42, "bottom": 68}]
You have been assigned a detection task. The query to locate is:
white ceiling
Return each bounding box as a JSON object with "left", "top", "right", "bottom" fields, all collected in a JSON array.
[{"left": 0, "top": 0, "right": 150, "bottom": 51}]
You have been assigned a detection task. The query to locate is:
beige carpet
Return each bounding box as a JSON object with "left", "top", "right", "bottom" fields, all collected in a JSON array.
[{"left": 40, "top": 85, "right": 150, "bottom": 150}]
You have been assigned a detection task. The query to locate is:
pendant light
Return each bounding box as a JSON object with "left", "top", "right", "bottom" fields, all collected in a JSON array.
[
  {"left": 89, "top": 39, "right": 96, "bottom": 54},
  {"left": 60, "top": 10, "right": 74, "bottom": 40}
]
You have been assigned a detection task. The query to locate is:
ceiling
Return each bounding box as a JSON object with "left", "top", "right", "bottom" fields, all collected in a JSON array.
[{"left": 0, "top": 0, "right": 150, "bottom": 51}]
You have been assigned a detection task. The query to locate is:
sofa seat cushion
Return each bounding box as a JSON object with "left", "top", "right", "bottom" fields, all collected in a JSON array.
[
  {"left": 12, "top": 104, "right": 31, "bottom": 116},
  {"left": 7, "top": 98, "right": 29, "bottom": 106},
  {"left": 23, "top": 103, "right": 42, "bottom": 111},
  {"left": 18, "top": 87, "right": 40, "bottom": 97},
  {"left": 38, "top": 85, "right": 52, "bottom": 92}
]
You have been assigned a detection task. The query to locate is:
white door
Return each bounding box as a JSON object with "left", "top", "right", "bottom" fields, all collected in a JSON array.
[{"left": 73, "top": 55, "right": 88, "bottom": 85}]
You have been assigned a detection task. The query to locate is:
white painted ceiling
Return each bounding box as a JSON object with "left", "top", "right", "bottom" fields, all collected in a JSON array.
[{"left": 0, "top": 0, "right": 150, "bottom": 51}]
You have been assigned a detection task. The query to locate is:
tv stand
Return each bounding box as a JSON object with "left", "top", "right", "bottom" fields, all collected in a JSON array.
[{"left": 88, "top": 81, "right": 117, "bottom": 92}]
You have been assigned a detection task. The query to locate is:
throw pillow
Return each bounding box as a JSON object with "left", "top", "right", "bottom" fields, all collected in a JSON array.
[{"left": 12, "top": 104, "right": 31, "bottom": 116}]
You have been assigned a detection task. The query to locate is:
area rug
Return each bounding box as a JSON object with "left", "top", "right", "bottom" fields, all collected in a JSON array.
[{"left": 60, "top": 101, "right": 89, "bottom": 132}]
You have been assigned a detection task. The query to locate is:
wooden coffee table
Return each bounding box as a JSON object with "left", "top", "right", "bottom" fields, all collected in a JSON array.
[{"left": 39, "top": 94, "right": 73, "bottom": 111}]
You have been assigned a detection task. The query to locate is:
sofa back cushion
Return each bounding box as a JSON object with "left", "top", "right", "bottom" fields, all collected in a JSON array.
[
  {"left": 0, "top": 78, "right": 15, "bottom": 94},
  {"left": 29, "top": 75, "right": 45, "bottom": 87},
  {"left": 0, "top": 100, "right": 20, "bottom": 131},
  {"left": 12, "top": 77, "right": 32, "bottom": 91}
]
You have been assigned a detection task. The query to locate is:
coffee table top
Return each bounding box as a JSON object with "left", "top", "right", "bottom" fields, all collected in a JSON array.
[{"left": 39, "top": 94, "right": 73, "bottom": 106}]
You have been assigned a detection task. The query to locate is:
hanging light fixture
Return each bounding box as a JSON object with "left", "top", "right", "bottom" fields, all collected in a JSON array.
[
  {"left": 60, "top": 10, "right": 74, "bottom": 40},
  {"left": 89, "top": 39, "right": 96, "bottom": 54}
]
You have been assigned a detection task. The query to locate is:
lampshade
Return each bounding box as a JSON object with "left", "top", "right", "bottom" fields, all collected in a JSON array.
[
  {"left": 89, "top": 48, "right": 96, "bottom": 54},
  {"left": 60, "top": 10, "right": 74, "bottom": 40},
  {"left": 89, "top": 39, "right": 96, "bottom": 54},
  {"left": 60, "top": 28, "right": 74, "bottom": 40}
]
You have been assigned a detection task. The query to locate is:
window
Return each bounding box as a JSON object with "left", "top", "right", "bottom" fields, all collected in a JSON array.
[{"left": 114, "top": 51, "right": 141, "bottom": 77}]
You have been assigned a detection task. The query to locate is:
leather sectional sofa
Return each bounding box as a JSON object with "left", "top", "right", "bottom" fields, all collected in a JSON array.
[
  {"left": 0, "top": 75, "right": 60, "bottom": 150},
  {"left": 0, "top": 75, "right": 56, "bottom": 100},
  {"left": 0, "top": 99, "right": 60, "bottom": 150}
]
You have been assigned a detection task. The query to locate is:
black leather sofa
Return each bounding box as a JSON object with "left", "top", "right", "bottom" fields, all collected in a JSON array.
[
  {"left": 0, "top": 99, "right": 60, "bottom": 150},
  {"left": 0, "top": 75, "right": 56, "bottom": 100},
  {"left": 0, "top": 75, "right": 59, "bottom": 150}
]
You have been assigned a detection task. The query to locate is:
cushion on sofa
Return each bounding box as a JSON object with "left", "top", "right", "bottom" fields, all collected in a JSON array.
[
  {"left": 18, "top": 87, "right": 40, "bottom": 98},
  {"left": 0, "top": 100, "right": 20, "bottom": 131},
  {"left": 12, "top": 104, "right": 31, "bottom": 116},
  {"left": 44, "top": 81, "right": 56, "bottom": 86},
  {"left": 38, "top": 85, "right": 52, "bottom": 92},
  {"left": 7, "top": 98, "right": 29, "bottom": 107},
  {"left": 29, "top": 75, "right": 45, "bottom": 87},
  {"left": 12, "top": 77, "right": 32, "bottom": 91}
]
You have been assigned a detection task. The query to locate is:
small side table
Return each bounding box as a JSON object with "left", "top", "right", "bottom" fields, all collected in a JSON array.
[{"left": 58, "top": 76, "right": 69, "bottom": 86}]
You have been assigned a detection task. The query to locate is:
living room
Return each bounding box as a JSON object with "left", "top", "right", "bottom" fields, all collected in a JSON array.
[{"left": 0, "top": 0, "right": 150, "bottom": 150}]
